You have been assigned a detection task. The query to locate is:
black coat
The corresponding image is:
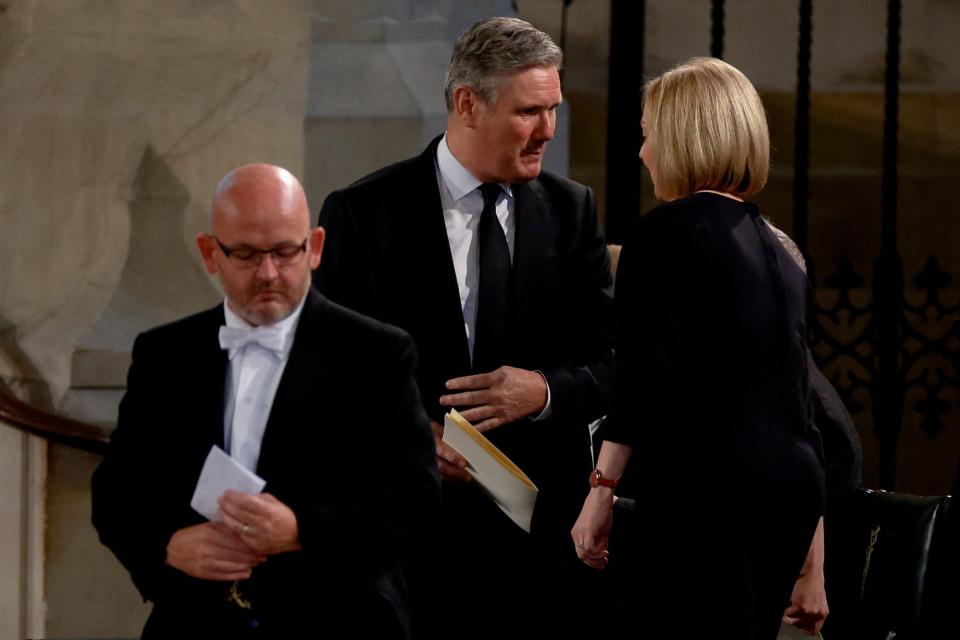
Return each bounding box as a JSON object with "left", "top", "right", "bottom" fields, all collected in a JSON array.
[
  {"left": 313, "top": 137, "right": 615, "bottom": 636},
  {"left": 313, "top": 137, "right": 615, "bottom": 548},
  {"left": 608, "top": 193, "right": 825, "bottom": 639},
  {"left": 91, "top": 289, "right": 440, "bottom": 638}
]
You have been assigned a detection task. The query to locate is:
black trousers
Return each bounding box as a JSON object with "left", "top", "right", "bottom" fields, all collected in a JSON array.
[{"left": 407, "top": 484, "right": 616, "bottom": 639}]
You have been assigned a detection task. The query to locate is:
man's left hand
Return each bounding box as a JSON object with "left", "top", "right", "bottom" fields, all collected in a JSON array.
[
  {"left": 218, "top": 491, "right": 302, "bottom": 556},
  {"left": 439, "top": 366, "right": 547, "bottom": 432}
]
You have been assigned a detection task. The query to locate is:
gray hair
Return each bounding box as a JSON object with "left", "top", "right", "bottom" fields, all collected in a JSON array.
[{"left": 444, "top": 17, "right": 563, "bottom": 112}]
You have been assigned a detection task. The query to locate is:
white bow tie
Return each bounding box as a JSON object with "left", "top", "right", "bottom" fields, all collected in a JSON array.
[{"left": 219, "top": 325, "right": 288, "bottom": 359}]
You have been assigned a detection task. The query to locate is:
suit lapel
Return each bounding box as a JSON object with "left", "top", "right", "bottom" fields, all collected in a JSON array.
[
  {"left": 510, "top": 179, "right": 556, "bottom": 347},
  {"left": 409, "top": 138, "right": 472, "bottom": 375},
  {"left": 256, "top": 290, "right": 331, "bottom": 477},
  {"left": 197, "top": 305, "right": 229, "bottom": 450}
]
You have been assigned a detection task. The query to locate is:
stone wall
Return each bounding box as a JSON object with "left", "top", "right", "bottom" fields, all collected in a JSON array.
[{"left": 0, "top": 0, "right": 314, "bottom": 635}]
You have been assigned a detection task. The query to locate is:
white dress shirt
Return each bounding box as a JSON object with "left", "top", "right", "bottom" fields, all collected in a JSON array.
[
  {"left": 435, "top": 134, "right": 551, "bottom": 418},
  {"left": 435, "top": 134, "right": 514, "bottom": 359},
  {"left": 221, "top": 295, "right": 305, "bottom": 472}
]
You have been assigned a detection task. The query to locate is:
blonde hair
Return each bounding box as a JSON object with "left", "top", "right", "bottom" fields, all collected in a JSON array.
[{"left": 643, "top": 57, "right": 769, "bottom": 200}]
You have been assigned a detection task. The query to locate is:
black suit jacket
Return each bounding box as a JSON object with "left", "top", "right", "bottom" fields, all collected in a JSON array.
[
  {"left": 313, "top": 136, "right": 615, "bottom": 552},
  {"left": 91, "top": 289, "right": 440, "bottom": 638}
]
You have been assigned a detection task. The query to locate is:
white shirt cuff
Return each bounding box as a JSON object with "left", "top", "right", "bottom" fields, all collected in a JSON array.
[{"left": 530, "top": 370, "right": 552, "bottom": 421}]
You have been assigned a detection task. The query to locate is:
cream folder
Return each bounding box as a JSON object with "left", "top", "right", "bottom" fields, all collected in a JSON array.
[{"left": 442, "top": 409, "right": 539, "bottom": 533}]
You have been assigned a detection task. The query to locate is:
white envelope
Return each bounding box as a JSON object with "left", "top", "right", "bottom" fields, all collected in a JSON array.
[{"left": 190, "top": 445, "right": 266, "bottom": 522}]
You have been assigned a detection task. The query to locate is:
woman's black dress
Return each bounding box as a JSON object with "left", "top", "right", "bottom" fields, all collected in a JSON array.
[{"left": 606, "top": 193, "right": 825, "bottom": 639}]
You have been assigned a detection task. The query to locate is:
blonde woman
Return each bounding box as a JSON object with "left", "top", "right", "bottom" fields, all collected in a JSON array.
[{"left": 572, "top": 58, "right": 827, "bottom": 638}]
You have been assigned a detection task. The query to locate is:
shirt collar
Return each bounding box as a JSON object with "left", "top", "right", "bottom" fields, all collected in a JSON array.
[
  {"left": 222, "top": 290, "right": 307, "bottom": 359},
  {"left": 437, "top": 133, "right": 511, "bottom": 202}
]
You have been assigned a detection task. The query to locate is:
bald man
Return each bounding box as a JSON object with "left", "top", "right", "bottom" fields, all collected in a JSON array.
[{"left": 92, "top": 164, "right": 439, "bottom": 639}]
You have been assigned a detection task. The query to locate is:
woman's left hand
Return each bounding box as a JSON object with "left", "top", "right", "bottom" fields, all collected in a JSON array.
[
  {"left": 571, "top": 487, "right": 615, "bottom": 570},
  {"left": 783, "top": 515, "right": 828, "bottom": 635},
  {"left": 782, "top": 568, "right": 828, "bottom": 635}
]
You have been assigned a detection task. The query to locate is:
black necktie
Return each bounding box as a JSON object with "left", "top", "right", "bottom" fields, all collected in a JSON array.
[{"left": 473, "top": 183, "right": 510, "bottom": 373}]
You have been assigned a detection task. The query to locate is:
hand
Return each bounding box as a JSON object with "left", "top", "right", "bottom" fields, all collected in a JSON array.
[
  {"left": 430, "top": 419, "right": 472, "bottom": 482},
  {"left": 571, "top": 486, "right": 614, "bottom": 570},
  {"left": 218, "top": 491, "right": 302, "bottom": 556},
  {"left": 165, "top": 522, "right": 265, "bottom": 581},
  {"left": 782, "top": 568, "right": 829, "bottom": 635},
  {"left": 439, "top": 366, "right": 547, "bottom": 432}
]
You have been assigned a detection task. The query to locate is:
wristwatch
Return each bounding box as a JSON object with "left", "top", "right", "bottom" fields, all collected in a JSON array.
[{"left": 589, "top": 468, "right": 618, "bottom": 489}]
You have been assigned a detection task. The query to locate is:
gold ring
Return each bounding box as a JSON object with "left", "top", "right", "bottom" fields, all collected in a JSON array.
[
  {"left": 576, "top": 542, "right": 585, "bottom": 550},
  {"left": 241, "top": 523, "right": 250, "bottom": 536}
]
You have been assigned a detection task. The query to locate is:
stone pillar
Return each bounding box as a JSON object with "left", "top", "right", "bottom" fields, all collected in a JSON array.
[
  {"left": 0, "top": 425, "right": 44, "bottom": 640},
  {"left": 302, "top": 0, "right": 571, "bottom": 215},
  {"left": 0, "top": 1, "right": 314, "bottom": 635}
]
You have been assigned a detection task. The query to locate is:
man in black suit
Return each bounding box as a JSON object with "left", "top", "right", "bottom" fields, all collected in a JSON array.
[
  {"left": 314, "top": 17, "right": 615, "bottom": 637},
  {"left": 91, "top": 163, "right": 440, "bottom": 638}
]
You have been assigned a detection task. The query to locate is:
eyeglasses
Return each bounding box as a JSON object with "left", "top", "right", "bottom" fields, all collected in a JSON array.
[{"left": 213, "top": 236, "right": 309, "bottom": 268}]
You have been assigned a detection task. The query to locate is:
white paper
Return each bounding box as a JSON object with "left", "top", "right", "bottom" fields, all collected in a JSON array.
[
  {"left": 443, "top": 410, "right": 539, "bottom": 533},
  {"left": 190, "top": 445, "right": 266, "bottom": 521}
]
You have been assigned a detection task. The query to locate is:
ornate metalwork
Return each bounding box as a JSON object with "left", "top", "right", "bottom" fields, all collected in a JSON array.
[
  {"left": 811, "top": 259, "right": 872, "bottom": 417},
  {"left": 811, "top": 254, "right": 960, "bottom": 452},
  {"left": 903, "top": 258, "right": 960, "bottom": 440},
  {"left": 710, "top": 0, "right": 725, "bottom": 59},
  {"left": 604, "top": 0, "right": 645, "bottom": 244},
  {"left": 793, "top": 0, "right": 813, "bottom": 258},
  {"left": 606, "top": 0, "right": 956, "bottom": 489}
]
